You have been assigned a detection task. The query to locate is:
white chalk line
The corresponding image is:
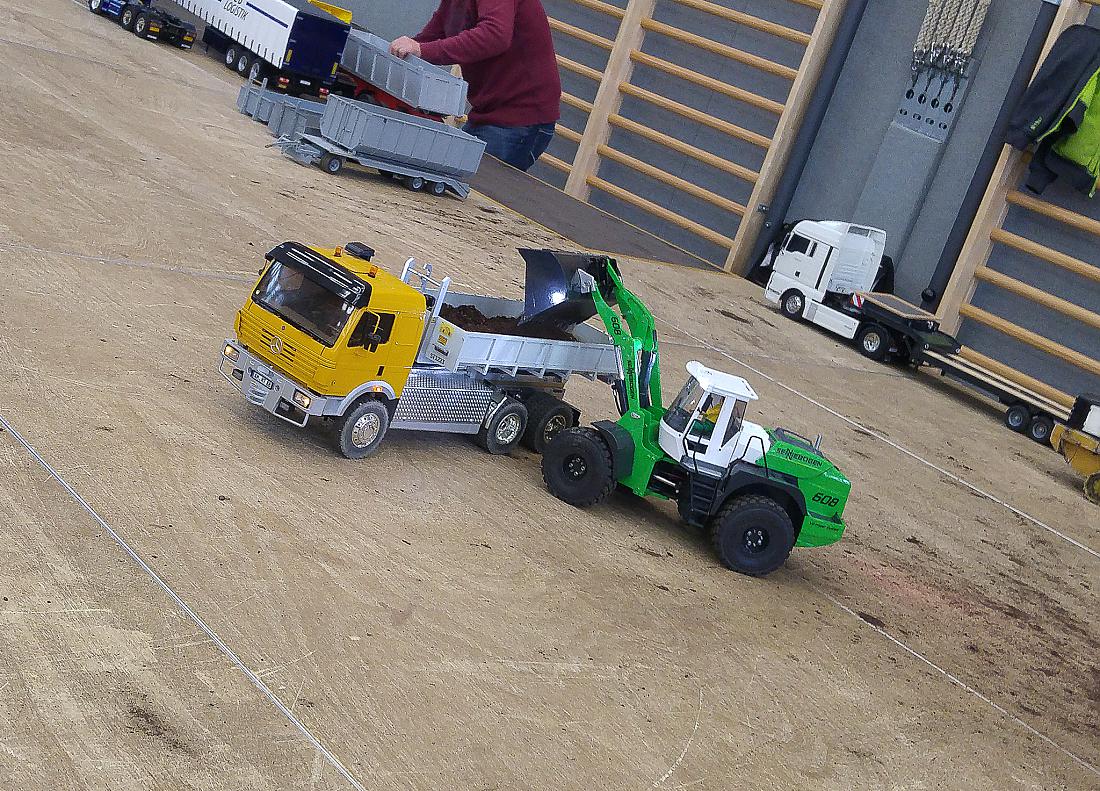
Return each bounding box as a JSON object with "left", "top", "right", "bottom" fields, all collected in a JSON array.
[
  {"left": 659, "top": 319, "right": 1100, "bottom": 562},
  {"left": 651, "top": 685, "right": 702, "bottom": 788},
  {"left": 813, "top": 584, "right": 1099, "bottom": 778},
  {"left": 0, "top": 413, "right": 367, "bottom": 791}
]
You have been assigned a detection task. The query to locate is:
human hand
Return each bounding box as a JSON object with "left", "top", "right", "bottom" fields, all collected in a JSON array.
[{"left": 390, "top": 36, "right": 422, "bottom": 59}]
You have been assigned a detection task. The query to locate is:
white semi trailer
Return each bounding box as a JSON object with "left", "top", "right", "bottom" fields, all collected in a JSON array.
[{"left": 175, "top": 0, "right": 350, "bottom": 94}]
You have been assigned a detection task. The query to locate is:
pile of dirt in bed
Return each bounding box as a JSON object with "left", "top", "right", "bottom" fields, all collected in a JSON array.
[{"left": 438, "top": 304, "right": 577, "bottom": 341}]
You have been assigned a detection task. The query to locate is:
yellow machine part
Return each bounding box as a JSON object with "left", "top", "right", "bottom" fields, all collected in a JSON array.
[
  {"left": 308, "top": 1, "right": 353, "bottom": 23},
  {"left": 1051, "top": 424, "right": 1100, "bottom": 503}
]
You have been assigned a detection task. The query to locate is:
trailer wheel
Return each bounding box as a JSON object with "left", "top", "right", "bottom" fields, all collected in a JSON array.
[
  {"left": 320, "top": 153, "right": 344, "bottom": 174},
  {"left": 224, "top": 45, "right": 240, "bottom": 70},
  {"left": 1026, "top": 414, "right": 1055, "bottom": 445},
  {"left": 235, "top": 53, "right": 253, "bottom": 77},
  {"left": 407, "top": 176, "right": 426, "bottom": 191},
  {"left": 522, "top": 393, "right": 576, "bottom": 453},
  {"left": 120, "top": 6, "right": 137, "bottom": 30},
  {"left": 856, "top": 324, "right": 890, "bottom": 362},
  {"left": 88, "top": 0, "right": 105, "bottom": 14},
  {"left": 337, "top": 400, "right": 389, "bottom": 460},
  {"left": 542, "top": 427, "right": 616, "bottom": 508},
  {"left": 1004, "top": 404, "right": 1031, "bottom": 433},
  {"left": 429, "top": 182, "right": 447, "bottom": 197},
  {"left": 779, "top": 289, "right": 805, "bottom": 320},
  {"left": 476, "top": 400, "right": 528, "bottom": 455},
  {"left": 710, "top": 494, "right": 795, "bottom": 576},
  {"left": 248, "top": 59, "right": 268, "bottom": 84}
]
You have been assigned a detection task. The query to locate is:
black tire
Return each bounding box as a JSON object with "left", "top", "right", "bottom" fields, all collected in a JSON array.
[
  {"left": 235, "top": 52, "right": 252, "bottom": 76},
  {"left": 476, "top": 400, "right": 528, "bottom": 455},
  {"left": 248, "top": 59, "right": 268, "bottom": 84},
  {"left": 132, "top": 12, "right": 150, "bottom": 37},
  {"left": 88, "top": 0, "right": 105, "bottom": 15},
  {"left": 336, "top": 400, "right": 389, "bottom": 460},
  {"left": 320, "top": 153, "right": 344, "bottom": 174},
  {"left": 120, "top": 6, "right": 137, "bottom": 30},
  {"left": 710, "top": 494, "right": 796, "bottom": 576},
  {"left": 407, "top": 176, "right": 426, "bottom": 191},
  {"left": 856, "top": 323, "right": 890, "bottom": 362},
  {"left": 541, "top": 427, "right": 616, "bottom": 508},
  {"left": 779, "top": 289, "right": 805, "bottom": 320},
  {"left": 1085, "top": 473, "right": 1100, "bottom": 505},
  {"left": 224, "top": 45, "right": 240, "bottom": 70},
  {"left": 429, "top": 181, "right": 447, "bottom": 197},
  {"left": 1026, "top": 414, "right": 1055, "bottom": 445},
  {"left": 1004, "top": 404, "right": 1031, "bottom": 433},
  {"left": 521, "top": 393, "right": 576, "bottom": 453}
]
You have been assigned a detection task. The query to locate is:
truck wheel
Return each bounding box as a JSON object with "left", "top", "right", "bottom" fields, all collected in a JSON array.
[
  {"left": 235, "top": 53, "right": 253, "bottom": 76},
  {"left": 779, "top": 290, "right": 804, "bottom": 320},
  {"left": 522, "top": 393, "right": 576, "bottom": 453},
  {"left": 248, "top": 60, "right": 268, "bottom": 83},
  {"left": 320, "top": 153, "right": 344, "bottom": 174},
  {"left": 224, "top": 45, "right": 240, "bottom": 70},
  {"left": 88, "top": 0, "right": 104, "bottom": 14},
  {"left": 120, "top": 6, "right": 137, "bottom": 30},
  {"left": 133, "top": 13, "right": 151, "bottom": 37},
  {"left": 1004, "top": 404, "right": 1031, "bottom": 433},
  {"left": 1085, "top": 473, "right": 1100, "bottom": 505},
  {"left": 710, "top": 495, "right": 795, "bottom": 576},
  {"left": 337, "top": 400, "right": 389, "bottom": 460},
  {"left": 476, "top": 400, "right": 528, "bottom": 455},
  {"left": 856, "top": 324, "right": 890, "bottom": 362},
  {"left": 542, "top": 427, "right": 616, "bottom": 508},
  {"left": 1026, "top": 414, "right": 1055, "bottom": 445}
]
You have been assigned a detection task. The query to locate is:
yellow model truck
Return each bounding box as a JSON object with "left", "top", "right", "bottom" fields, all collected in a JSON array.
[{"left": 219, "top": 242, "right": 622, "bottom": 458}]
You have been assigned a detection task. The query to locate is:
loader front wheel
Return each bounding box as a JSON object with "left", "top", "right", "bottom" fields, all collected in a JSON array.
[
  {"left": 710, "top": 495, "right": 795, "bottom": 576},
  {"left": 780, "top": 290, "right": 805, "bottom": 320},
  {"left": 337, "top": 400, "right": 389, "bottom": 460},
  {"left": 542, "top": 427, "right": 616, "bottom": 508},
  {"left": 476, "top": 400, "right": 528, "bottom": 455}
]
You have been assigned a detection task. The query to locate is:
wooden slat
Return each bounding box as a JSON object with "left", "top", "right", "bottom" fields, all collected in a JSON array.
[
  {"left": 567, "top": 0, "right": 626, "bottom": 19},
  {"left": 788, "top": 0, "right": 824, "bottom": 9},
  {"left": 608, "top": 113, "right": 760, "bottom": 184},
  {"left": 619, "top": 83, "right": 771, "bottom": 149},
  {"left": 957, "top": 348, "right": 1075, "bottom": 410},
  {"left": 990, "top": 229, "right": 1100, "bottom": 285},
  {"left": 725, "top": 0, "right": 846, "bottom": 272},
  {"left": 959, "top": 304, "right": 1100, "bottom": 378},
  {"left": 548, "top": 17, "right": 615, "bottom": 50},
  {"left": 587, "top": 176, "right": 736, "bottom": 246},
  {"left": 557, "top": 54, "right": 603, "bottom": 82},
  {"left": 540, "top": 153, "right": 572, "bottom": 173},
  {"left": 629, "top": 50, "right": 786, "bottom": 115},
  {"left": 561, "top": 91, "right": 594, "bottom": 113},
  {"left": 1006, "top": 190, "right": 1100, "bottom": 238},
  {"left": 667, "top": 0, "right": 811, "bottom": 46},
  {"left": 597, "top": 144, "right": 747, "bottom": 215},
  {"left": 974, "top": 267, "right": 1100, "bottom": 333},
  {"left": 555, "top": 125, "right": 583, "bottom": 144},
  {"left": 640, "top": 19, "right": 798, "bottom": 80}
]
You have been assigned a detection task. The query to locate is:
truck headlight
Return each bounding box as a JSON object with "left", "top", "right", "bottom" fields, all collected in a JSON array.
[
  {"left": 293, "top": 391, "right": 312, "bottom": 409},
  {"left": 224, "top": 344, "right": 240, "bottom": 362}
]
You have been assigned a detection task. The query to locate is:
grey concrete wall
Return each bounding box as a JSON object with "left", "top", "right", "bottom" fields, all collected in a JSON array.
[{"left": 337, "top": 2, "right": 435, "bottom": 41}]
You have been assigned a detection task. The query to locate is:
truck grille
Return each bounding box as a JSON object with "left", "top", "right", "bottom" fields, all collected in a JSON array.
[{"left": 237, "top": 310, "right": 327, "bottom": 385}]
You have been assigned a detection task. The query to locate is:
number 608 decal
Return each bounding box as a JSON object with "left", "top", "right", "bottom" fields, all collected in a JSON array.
[{"left": 812, "top": 492, "right": 841, "bottom": 508}]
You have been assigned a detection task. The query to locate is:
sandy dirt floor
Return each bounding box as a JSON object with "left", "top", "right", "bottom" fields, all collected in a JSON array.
[{"left": 0, "top": 2, "right": 1097, "bottom": 789}]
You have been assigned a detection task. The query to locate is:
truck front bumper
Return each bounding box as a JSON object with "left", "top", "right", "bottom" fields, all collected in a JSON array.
[{"left": 218, "top": 340, "right": 331, "bottom": 427}]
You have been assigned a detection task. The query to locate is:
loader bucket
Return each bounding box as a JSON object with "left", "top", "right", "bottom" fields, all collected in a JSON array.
[{"left": 518, "top": 249, "right": 620, "bottom": 327}]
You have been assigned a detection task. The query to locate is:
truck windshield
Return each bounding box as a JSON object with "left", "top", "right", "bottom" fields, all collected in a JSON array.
[
  {"left": 664, "top": 377, "right": 704, "bottom": 433},
  {"left": 252, "top": 260, "right": 356, "bottom": 347}
]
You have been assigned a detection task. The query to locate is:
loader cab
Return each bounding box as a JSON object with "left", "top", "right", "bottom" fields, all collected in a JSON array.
[{"left": 659, "top": 362, "right": 772, "bottom": 476}]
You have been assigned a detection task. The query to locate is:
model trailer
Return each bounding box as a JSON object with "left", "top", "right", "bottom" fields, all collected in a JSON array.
[
  {"left": 764, "top": 220, "right": 1071, "bottom": 445},
  {"left": 87, "top": 0, "right": 196, "bottom": 48}
]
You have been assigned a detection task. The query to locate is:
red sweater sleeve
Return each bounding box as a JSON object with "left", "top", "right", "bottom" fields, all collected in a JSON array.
[
  {"left": 418, "top": 0, "right": 517, "bottom": 66},
  {"left": 413, "top": 6, "right": 447, "bottom": 44}
]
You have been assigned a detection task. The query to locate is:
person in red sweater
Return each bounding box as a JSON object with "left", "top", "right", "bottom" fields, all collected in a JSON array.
[{"left": 390, "top": 0, "right": 561, "bottom": 172}]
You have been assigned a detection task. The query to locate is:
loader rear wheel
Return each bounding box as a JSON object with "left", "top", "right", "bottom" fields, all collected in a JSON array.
[
  {"left": 1085, "top": 473, "right": 1100, "bottom": 505},
  {"left": 476, "top": 400, "right": 528, "bottom": 455},
  {"left": 710, "top": 495, "right": 795, "bottom": 576},
  {"left": 120, "top": 6, "right": 137, "bottom": 30},
  {"left": 1027, "top": 414, "right": 1055, "bottom": 445},
  {"left": 542, "top": 427, "right": 616, "bottom": 508},
  {"left": 1005, "top": 404, "right": 1031, "bottom": 433},
  {"left": 856, "top": 324, "right": 890, "bottom": 362},
  {"left": 522, "top": 393, "right": 575, "bottom": 453},
  {"left": 337, "top": 400, "right": 389, "bottom": 460},
  {"left": 320, "top": 153, "right": 344, "bottom": 174},
  {"left": 779, "top": 289, "right": 805, "bottom": 320}
]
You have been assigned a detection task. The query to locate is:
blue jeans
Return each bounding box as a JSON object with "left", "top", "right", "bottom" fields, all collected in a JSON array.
[{"left": 464, "top": 122, "right": 556, "bottom": 171}]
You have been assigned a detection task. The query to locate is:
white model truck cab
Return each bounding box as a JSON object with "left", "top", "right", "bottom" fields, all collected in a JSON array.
[{"left": 659, "top": 362, "right": 772, "bottom": 475}]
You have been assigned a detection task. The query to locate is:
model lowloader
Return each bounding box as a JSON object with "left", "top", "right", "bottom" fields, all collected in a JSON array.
[
  {"left": 540, "top": 262, "right": 852, "bottom": 577},
  {"left": 219, "top": 243, "right": 624, "bottom": 459}
]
